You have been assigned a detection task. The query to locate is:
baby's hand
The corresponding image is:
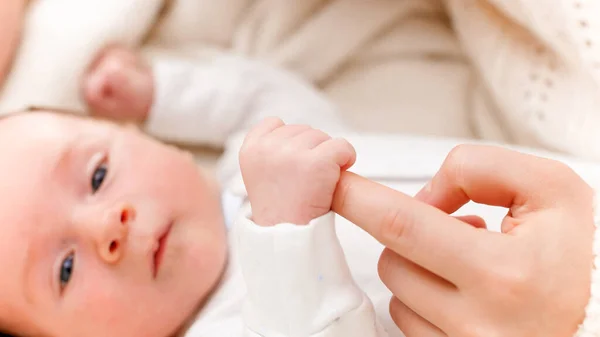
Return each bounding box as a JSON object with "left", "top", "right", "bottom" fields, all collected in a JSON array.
[
  {"left": 83, "top": 45, "right": 153, "bottom": 123},
  {"left": 240, "top": 117, "right": 356, "bottom": 227}
]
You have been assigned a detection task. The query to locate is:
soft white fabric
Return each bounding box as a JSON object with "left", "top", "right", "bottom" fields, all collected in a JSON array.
[
  {"left": 5, "top": 0, "right": 600, "bottom": 160},
  {"left": 446, "top": 0, "right": 600, "bottom": 158}
]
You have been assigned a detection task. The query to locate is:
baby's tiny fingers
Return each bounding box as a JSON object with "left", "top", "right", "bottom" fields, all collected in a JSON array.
[
  {"left": 389, "top": 297, "right": 446, "bottom": 337},
  {"left": 268, "top": 124, "right": 312, "bottom": 139},
  {"left": 243, "top": 117, "right": 285, "bottom": 144},
  {"left": 315, "top": 138, "right": 356, "bottom": 170},
  {"left": 293, "top": 128, "right": 332, "bottom": 149}
]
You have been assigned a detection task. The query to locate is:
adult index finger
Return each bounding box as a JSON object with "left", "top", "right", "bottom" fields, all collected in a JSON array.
[{"left": 332, "top": 172, "right": 504, "bottom": 286}]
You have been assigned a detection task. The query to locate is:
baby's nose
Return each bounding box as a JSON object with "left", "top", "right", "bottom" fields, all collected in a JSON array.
[{"left": 96, "top": 204, "right": 135, "bottom": 264}]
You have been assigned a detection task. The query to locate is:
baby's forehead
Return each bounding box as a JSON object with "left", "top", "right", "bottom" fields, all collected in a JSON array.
[
  {"left": 0, "top": 110, "right": 114, "bottom": 145},
  {"left": 0, "top": 112, "right": 101, "bottom": 189},
  {"left": 0, "top": 113, "right": 75, "bottom": 151},
  {"left": 0, "top": 109, "right": 83, "bottom": 128}
]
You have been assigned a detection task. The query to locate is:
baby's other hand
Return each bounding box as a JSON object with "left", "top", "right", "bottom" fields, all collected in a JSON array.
[
  {"left": 240, "top": 117, "right": 356, "bottom": 227},
  {"left": 83, "top": 45, "right": 153, "bottom": 123}
]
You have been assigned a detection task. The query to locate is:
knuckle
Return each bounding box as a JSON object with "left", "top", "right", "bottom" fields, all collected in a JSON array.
[
  {"left": 536, "top": 158, "right": 591, "bottom": 202},
  {"left": 445, "top": 144, "right": 473, "bottom": 165},
  {"left": 379, "top": 207, "right": 414, "bottom": 248},
  {"left": 544, "top": 157, "right": 571, "bottom": 173},
  {"left": 103, "top": 55, "right": 126, "bottom": 74},
  {"left": 541, "top": 159, "right": 574, "bottom": 184},
  {"left": 388, "top": 298, "right": 411, "bottom": 334},
  {"left": 536, "top": 157, "right": 574, "bottom": 181},
  {"left": 335, "top": 138, "right": 354, "bottom": 154},
  {"left": 388, "top": 297, "right": 400, "bottom": 321},
  {"left": 343, "top": 139, "right": 356, "bottom": 152},
  {"left": 442, "top": 144, "right": 473, "bottom": 181},
  {"left": 315, "top": 129, "right": 331, "bottom": 140},
  {"left": 263, "top": 116, "right": 285, "bottom": 128},
  {"left": 483, "top": 261, "right": 534, "bottom": 301},
  {"left": 377, "top": 249, "right": 395, "bottom": 282}
]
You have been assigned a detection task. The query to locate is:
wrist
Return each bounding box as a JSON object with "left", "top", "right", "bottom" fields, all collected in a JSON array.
[
  {"left": 251, "top": 204, "right": 326, "bottom": 227},
  {"left": 252, "top": 212, "right": 313, "bottom": 227}
]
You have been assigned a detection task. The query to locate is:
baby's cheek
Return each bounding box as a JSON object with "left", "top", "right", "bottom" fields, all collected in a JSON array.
[
  {"left": 74, "top": 277, "right": 130, "bottom": 321},
  {"left": 194, "top": 229, "right": 228, "bottom": 287},
  {"left": 66, "top": 280, "right": 160, "bottom": 337}
]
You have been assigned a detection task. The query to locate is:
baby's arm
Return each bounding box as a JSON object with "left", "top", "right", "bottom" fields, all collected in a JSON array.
[
  {"left": 83, "top": 46, "right": 348, "bottom": 149},
  {"left": 236, "top": 118, "right": 387, "bottom": 337}
]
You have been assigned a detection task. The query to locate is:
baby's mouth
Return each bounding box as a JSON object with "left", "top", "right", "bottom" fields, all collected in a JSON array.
[{"left": 152, "top": 222, "right": 173, "bottom": 278}]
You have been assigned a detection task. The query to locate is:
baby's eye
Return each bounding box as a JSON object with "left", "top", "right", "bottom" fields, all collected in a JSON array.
[
  {"left": 91, "top": 163, "right": 108, "bottom": 193},
  {"left": 59, "top": 253, "right": 75, "bottom": 291}
]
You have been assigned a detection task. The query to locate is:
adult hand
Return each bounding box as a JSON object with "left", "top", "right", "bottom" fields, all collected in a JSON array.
[{"left": 332, "top": 144, "right": 596, "bottom": 337}]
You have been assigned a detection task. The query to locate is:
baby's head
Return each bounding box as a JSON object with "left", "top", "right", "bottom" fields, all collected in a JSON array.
[{"left": 0, "top": 111, "right": 228, "bottom": 336}]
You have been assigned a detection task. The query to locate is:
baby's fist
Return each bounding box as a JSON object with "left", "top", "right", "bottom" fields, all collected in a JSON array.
[
  {"left": 240, "top": 118, "right": 356, "bottom": 227},
  {"left": 83, "top": 45, "right": 153, "bottom": 123}
]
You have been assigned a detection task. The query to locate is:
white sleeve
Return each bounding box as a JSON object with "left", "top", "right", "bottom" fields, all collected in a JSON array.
[
  {"left": 144, "top": 55, "right": 349, "bottom": 148},
  {"left": 236, "top": 211, "right": 388, "bottom": 337}
]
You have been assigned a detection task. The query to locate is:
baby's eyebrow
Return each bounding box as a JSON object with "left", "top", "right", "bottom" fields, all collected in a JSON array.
[{"left": 49, "top": 138, "right": 79, "bottom": 178}]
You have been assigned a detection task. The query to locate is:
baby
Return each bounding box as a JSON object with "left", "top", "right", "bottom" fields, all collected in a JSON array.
[
  {"left": 0, "top": 111, "right": 384, "bottom": 337},
  {"left": 0, "top": 37, "right": 392, "bottom": 336}
]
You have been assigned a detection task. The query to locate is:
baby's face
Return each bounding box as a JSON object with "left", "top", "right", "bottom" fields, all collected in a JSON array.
[{"left": 0, "top": 112, "right": 228, "bottom": 337}]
